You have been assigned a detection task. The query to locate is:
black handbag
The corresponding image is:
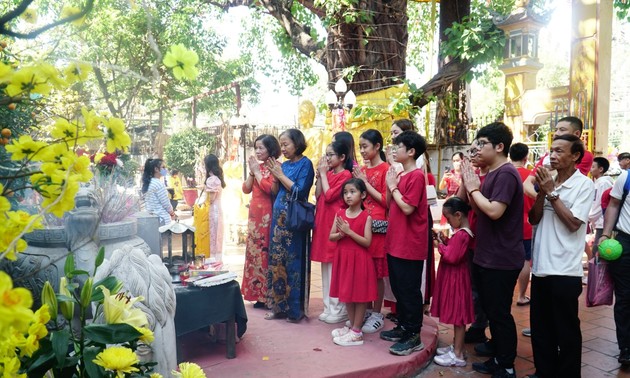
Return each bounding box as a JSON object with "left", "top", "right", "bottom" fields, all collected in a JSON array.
[
  {"left": 287, "top": 185, "right": 315, "bottom": 231},
  {"left": 372, "top": 219, "right": 388, "bottom": 234}
]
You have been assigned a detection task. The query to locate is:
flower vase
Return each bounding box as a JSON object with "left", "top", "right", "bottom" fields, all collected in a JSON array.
[{"left": 183, "top": 188, "right": 199, "bottom": 207}]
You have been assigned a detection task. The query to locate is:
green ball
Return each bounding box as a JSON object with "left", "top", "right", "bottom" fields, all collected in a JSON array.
[{"left": 598, "top": 239, "right": 623, "bottom": 261}]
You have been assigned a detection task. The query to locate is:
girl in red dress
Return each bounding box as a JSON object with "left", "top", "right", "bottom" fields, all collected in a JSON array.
[
  {"left": 311, "top": 141, "right": 353, "bottom": 324},
  {"left": 329, "top": 178, "right": 376, "bottom": 346},
  {"left": 353, "top": 129, "right": 389, "bottom": 333},
  {"left": 432, "top": 196, "right": 475, "bottom": 367},
  {"left": 241, "top": 134, "right": 281, "bottom": 308}
]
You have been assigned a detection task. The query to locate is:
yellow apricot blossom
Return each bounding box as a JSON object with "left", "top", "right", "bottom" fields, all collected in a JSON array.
[
  {"left": 5, "top": 67, "right": 52, "bottom": 97},
  {"left": 93, "top": 346, "right": 140, "bottom": 378},
  {"left": 37, "top": 62, "right": 67, "bottom": 89},
  {"left": 20, "top": 8, "right": 38, "bottom": 24},
  {"left": 0, "top": 61, "right": 13, "bottom": 81},
  {"left": 0, "top": 184, "right": 10, "bottom": 212},
  {"left": 60, "top": 5, "right": 86, "bottom": 27},
  {"left": 0, "top": 355, "right": 26, "bottom": 378},
  {"left": 5, "top": 135, "right": 48, "bottom": 161},
  {"left": 163, "top": 44, "right": 199, "bottom": 81},
  {"left": 64, "top": 61, "right": 92, "bottom": 84},
  {"left": 0, "top": 271, "right": 35, "bottom": 335},
  {"left": 103, "top": 117, "right": 131, "bottom": 153},
  {"left": 51, "top": 118, "right": 80, "bottom": 140},
  {"left": 81, "top": 107, "right": 104, "bottom": 139},
  {"left": 30, "top": 172, "right": 80, "bottom": 217}
]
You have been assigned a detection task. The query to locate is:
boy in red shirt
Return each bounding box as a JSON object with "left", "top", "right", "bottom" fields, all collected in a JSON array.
[{"left": 380, "top": 130, "right": 428, "bottom": 356}]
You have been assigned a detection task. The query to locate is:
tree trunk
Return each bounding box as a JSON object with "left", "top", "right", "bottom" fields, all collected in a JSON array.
[
  {"left": 325, "top": 0, "right": 408, "bottom": 95},
  {"left": 434, "top": 0, "right": 471, "bottom": 145}
]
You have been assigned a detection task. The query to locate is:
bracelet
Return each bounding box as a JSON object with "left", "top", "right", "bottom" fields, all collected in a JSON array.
[
  {"left": 468, "top": 189, "right": 480, "bottom": 195},
  {"left": 390, "top": 187, "right": 399, "bottom": 193},
  {"left": 601, "top": 234, "right": 611, "bottom": 239}
]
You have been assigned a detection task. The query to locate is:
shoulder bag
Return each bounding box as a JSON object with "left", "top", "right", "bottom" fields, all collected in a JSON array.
[
  {"left": 287, "top": 183, "right": 315, "bottom": 232},
  {"left": 586, "top": 171, "right": 630, "bottom": 307}
]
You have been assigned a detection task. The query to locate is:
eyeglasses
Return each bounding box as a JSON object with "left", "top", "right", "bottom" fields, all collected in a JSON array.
[
  {"left": 467, "top": 148, "right": 479, "bottom": 156},
  {"left": 476, "top": 140, "right": 491, "bottom": 149},
  {"left": 325, "top": 153, "right": 337, "bottom": 158}
]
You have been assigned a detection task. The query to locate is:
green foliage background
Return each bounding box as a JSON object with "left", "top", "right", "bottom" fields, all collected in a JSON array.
[{"left": 163, "top": 128, "right": 215, "bottom": 182}]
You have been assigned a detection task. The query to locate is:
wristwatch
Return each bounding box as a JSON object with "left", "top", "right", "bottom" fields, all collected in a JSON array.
[{"left": 546, "top": 190, "right": 559, "bottom": 201}]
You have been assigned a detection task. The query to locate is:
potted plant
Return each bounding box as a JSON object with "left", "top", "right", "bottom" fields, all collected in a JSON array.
[{"left": 164, "top": 128, "right": 215, "bottom": 206}]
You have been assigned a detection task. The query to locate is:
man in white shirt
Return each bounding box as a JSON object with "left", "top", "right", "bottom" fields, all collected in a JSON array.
[
  {"left": 523, "top": 117, "right": 593, "bottom": 199},
  {"left": 599, "top": 165, "right": 630, "bottom": 367},
  {"left": 588, "top": 157, "right": 614, "bottom": 252},
  {"left": 529, "top": 134, "right": 594, "bottom": 377}
]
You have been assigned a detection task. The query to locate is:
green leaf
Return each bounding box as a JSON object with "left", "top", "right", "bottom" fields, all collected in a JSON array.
[
  {"left": 91, "top": 276, "right": 121, "bottom": 302},
  {"left": 64, "top": 253, "right": 75, "bottom": 277},
  {"left": 68, "top": 269, "right": 90, "bottom": 277},
  {"left": 94, "top": 247, "right": 105, "bottom": 274},
  {"left": 50, "top": 330, "right": 71, "bottom": 366},
  {"left": 84, "top": 323, "right": 143, "bottom": 344},
  {"left": 25, "top": 338, "right": 55, "bottom": 375},
  {"left": 83, "top": 346, "right": 106, "bottom": 378},
  {"left": 56, "top": 294, "right": 77, "bottom": 303}
]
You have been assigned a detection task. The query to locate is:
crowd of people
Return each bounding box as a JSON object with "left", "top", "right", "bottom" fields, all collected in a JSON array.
[{"left": 141, "top": 117, "right": 630, "bottom": 377}]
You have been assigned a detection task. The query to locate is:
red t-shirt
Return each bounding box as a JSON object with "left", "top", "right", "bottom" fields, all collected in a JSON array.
[
  {"left": 601, "top": 187, "right": 613, "bottom": 210},
  {"left": 385, "top": 169, "right": 428, "bottom": 260},
  {"left": 530, "top": 150, "right": 594, "bottom": 177},
  {"left": 517, "top": 166, "right": 535, "bottom": 240},
  {"left": 468, "top": 173, "right": 486, "bottom": 250},
  {"left": 361, "top": 162, "right": 389, "bottom": 221}
]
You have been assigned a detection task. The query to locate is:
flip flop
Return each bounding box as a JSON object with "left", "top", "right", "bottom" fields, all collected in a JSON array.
[
  {"left": 264, "top": 312, "right": 287, "bottom": 320},
  {"left": 516, "top": 296, "right": 530, "bottom": 306}
]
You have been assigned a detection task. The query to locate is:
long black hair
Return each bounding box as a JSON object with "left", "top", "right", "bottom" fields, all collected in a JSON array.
[
  {"left": 329, "top": 140, "right": 354, "bottom": 172},
  {"left": 360, "top": 129, "right": 386, "bottom": 161},
  {"left": 204, "top": 154, "right": 226, "bottom": 188},
  {"left": 340, "top": 178, "right": 367, "bottom": 210},
  {"left": 333, "top": 131, "right": 356, "bottom": 165},
  {"left": 142, "top": 158, "right": 163, "bottom": 193}
]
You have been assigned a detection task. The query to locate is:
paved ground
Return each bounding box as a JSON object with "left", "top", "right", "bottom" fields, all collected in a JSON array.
[{"left": 170, "top": 208, "right": 630, "bottom": 377}]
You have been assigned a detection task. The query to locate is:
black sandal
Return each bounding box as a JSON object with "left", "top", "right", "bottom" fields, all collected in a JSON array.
[
  {"left": 286, "top": 315, "right": 305, "bottom": 323},
  {"left": 253, "top": 301, "right": 266, "bottom": 309},
  {"left": 264, "top": 312, "right": 287, "bottom": 320}
]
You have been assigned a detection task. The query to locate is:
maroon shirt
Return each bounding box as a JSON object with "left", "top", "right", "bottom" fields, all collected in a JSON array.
[{"left": 473, "top": 163, "right": 525, "bottom": 270}]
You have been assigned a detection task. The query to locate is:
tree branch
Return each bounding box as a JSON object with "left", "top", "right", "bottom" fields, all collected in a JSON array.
[
  {"left": 259, "top": 0, "right": 326, "bottom": 64},
  {"left": 93, "top": 66, "right": 120, "bottom": 117},
  {"left": 203, "top": 0, "right": 326, "bottom": 65},
  {"left": 411, "top": 59, "right": 474, "bottom": 109},
  {"left": 0, "top": 0, "right": 95, "bottom": 39}
]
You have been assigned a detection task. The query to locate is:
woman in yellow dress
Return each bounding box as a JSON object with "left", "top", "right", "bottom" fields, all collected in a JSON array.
[{"left": 193, "top": 186, "right": 211, "bottom": 258}]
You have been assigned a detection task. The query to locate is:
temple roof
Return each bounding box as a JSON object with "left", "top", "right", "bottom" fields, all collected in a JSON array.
[{"left": 493, "top": 1, "right": 551, "bottom": 28}]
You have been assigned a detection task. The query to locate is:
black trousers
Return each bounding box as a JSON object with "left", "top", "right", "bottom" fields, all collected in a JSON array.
[
  {"left": 472, "top": 263, "right": 519, "bottom": 369},
  {"left": 387, "top": 254, "right": 424, "bottom": 334},
  {"left": 610, "top": 231, "right": 630, "bottom": 352},
  {"left": 530, "top": 275, "right": 582, "bottom": 378}
]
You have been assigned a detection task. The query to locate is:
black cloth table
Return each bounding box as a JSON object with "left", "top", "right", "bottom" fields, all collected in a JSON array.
[{"left": 174, "top": 280, "right": 247, "bottom": 359}]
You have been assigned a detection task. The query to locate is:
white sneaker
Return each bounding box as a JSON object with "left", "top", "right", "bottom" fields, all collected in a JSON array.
[
  {"left": 318, "top": 312, "right": 330, "bottom": 322},
  {"left": 331, "top": 326, "right": 350, "bottom": 338},
  {"left": 362, "top": 312, "right": 384, "bottom": 334},
  {"left": 324, "top": 312, "right": 349, "bottom": 324},
  {"left": 436, "top": 344, "right": 454, "bottom": 356},
  {"left": 433, "top": 351, "right": 466, "bottom": 367},
  {"left": 346, "top": 310, "right": 372, "bottom": 328},
  {"left": 333, "top": 330, "right": 363, "bottom": 346}
]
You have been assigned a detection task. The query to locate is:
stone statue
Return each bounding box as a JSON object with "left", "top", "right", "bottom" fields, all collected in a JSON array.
[
  {"left": 94, "top": 246, "right": 177, "bottom": 376},
  {"left": 65, "top": 187, "right": 100, "bottom": 274}
]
